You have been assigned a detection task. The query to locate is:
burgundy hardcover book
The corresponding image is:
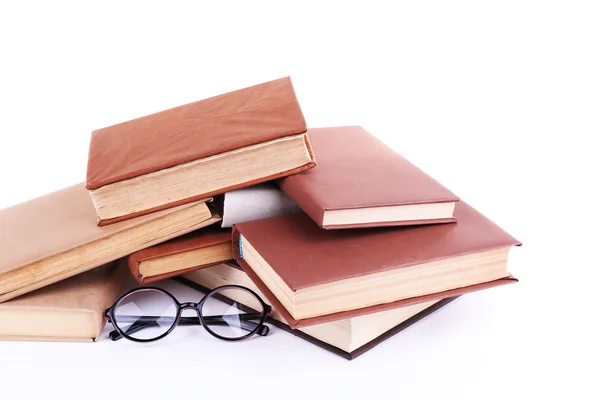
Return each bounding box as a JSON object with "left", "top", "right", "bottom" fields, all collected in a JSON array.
[
  {"left": 277, "top": 126, "right": 459, "bottom": 229},
  {"left": 232, "top": 201, "right": 520, "bottom": 327}
]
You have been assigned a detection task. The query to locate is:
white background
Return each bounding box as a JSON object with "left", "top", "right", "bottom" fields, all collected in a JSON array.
[{"left": 1, "top": 1, "right": 598, "bottom": 399}]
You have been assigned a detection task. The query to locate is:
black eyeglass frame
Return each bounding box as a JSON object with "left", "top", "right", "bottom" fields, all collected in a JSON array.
[{"left": 105, "top": 284, "right": 271, "bottom": 343}]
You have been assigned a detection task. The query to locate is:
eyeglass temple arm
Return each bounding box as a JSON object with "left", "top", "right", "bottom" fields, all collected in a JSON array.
[{"left": 108, "top": 314, "right": 269, "bottom": 341}]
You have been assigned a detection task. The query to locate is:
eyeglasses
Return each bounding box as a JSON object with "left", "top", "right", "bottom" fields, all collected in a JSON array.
[{"left": 105, "top": 284, "right": 271, "bottom": 342}]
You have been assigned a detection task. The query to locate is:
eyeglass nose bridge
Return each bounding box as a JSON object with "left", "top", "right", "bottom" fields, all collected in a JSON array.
[
  {"left": 178, "top": 302, "right": 202, "bottom": 324},
  {"left": 180, "top": 302, "right": 201, "bottom": 312}
]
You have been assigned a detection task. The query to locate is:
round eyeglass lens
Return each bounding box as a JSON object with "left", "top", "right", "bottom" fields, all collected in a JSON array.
[
  {"left": 113, "top": 288, "right": 178, "bottom": 340},
  {"left": 200, "top": 287, "right": 265, "bottom": 339}
]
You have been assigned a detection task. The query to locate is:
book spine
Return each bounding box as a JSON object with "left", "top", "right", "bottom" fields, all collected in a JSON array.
[
  {"left": 127, "top": 257, "right": 144, "bottom": 284},
  {"left": 276, "top": 180, "right": 325, "bottom": 228},
  {"left": 231, "top": 225, "right": 242, "bottom": 259}
]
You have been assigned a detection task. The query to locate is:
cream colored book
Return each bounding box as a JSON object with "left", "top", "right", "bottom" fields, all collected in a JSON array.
[
  {"left": 0, "top": 261, "right": 127, "bottom": 342},
  {"left": 219, "top": 183, "right": 300, "bottom": 228}
]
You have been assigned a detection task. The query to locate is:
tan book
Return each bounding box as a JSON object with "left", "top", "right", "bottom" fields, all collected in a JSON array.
[
  {"left": 0, "top": 261, "right": 127, "bottom": 342},
  {"left": 86, "top": 77, "right": 315, "bottom": 225},
  {"left": 0, "top": 183, "right": 219, "bottom": 303},
  {"left": 179, "top": 263, "right": 454, "bottom": 359}
]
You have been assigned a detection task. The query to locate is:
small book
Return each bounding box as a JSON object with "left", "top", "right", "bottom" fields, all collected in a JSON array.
[
  {"left": 218, "top": 183, "right": 300, "bottom": 228},
  {"left": 277, "top": 126, "right": 459, "bottom": 229},
  {"left": 127, "top": 228, "right": 233, "bottom": 284},
  {"left": 177, "top": 263, "right": 456, "bottom": 360},
  {"left": 0, "top": 260, "right": 127, "bottom": 342},
  {"left": 233, "top": 201, "right": 520, "bottom": 324},
  {"left": 86, "top": 77, "right": 316, "bottom": 225},
  {"left": 0, "top": 183, "right": 219, "bottom": 303}
]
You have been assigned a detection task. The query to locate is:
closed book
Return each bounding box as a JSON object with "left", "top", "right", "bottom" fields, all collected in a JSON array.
[
  {"left": 233, "top": 201, "right": 520, "bottom": 326},
  {"left": 0, "top": 183, "right": 219, "bottom": 303},
  {"left": 177, "top": 263, "right": 457, "bottom": 360},
  {"left": 0, "top": 260, "right": 127, "bottom": 342},
  {"left": 277, "top": 126, "right": 459, "bottom": 229},
  {"left": 86, "top": 77, "right": 316, "bottom": 225},
  {"left": 128, "top": 228, "right": 233, "bottom": 284}
]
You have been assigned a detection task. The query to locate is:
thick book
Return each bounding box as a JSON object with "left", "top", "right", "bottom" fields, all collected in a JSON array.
[
  {"left": 0, "top": 260, "right": 127, "bottom": 342},
  {"left": 233, "top": 201, "right": 520, "bottom": 325},
  {"left": 127, "top": 228, "right": 233, "bottom": 284},
  {"left": 218, "top": 183, "right": 300, "bottom": 228},
  {"left": 177, "top": 263, "right": 456, "bottom": 360},
  {"left": 86, "top": 77, "right": 316, "bottom": 225},
  {"left": 0, "top": 183, "right": 219, "bottom": 303},
  {"left": 277, "top": 126, "right": 459, "bottom": 229}
]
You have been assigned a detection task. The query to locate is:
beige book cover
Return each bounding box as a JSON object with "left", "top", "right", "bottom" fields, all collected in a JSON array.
[
  {"left": 0, "top": 260, "right": 128, "bottom": 342},
  {"left": 0, "top": 182, "right": 219, "bottom": 303}
]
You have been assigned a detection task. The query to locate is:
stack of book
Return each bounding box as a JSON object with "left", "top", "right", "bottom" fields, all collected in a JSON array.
[{"left": 0, "top": 77, "right": 520, "bottom": 359}]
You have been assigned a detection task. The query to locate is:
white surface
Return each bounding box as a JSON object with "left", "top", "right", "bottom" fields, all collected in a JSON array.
[
  {"left": 221, "top": 183, "right": 299, "bottom": 227},
  {"left": 0, "top": 1, "right": 598, "bottom": 399}
]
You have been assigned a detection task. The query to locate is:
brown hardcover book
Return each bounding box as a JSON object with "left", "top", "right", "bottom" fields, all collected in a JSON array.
[
  {"left": 86, "top": 77, "right": 316, "bottom": 225},
  {"left": 277, "top": 126, "right": 459, "bottom": 229},
  {"left": 238, "top": 258, "right": 513, "bottom": 329},
  {"left": 177, "top": 263, "right": 457, "bottom": 360},
  {"left": 233, "top": 201, "right": 520, "bottom": 324},
  {"left": 0, "top": 260, "right": 127, "bottom": 342},
  {"left": 128, "top": 228, "right": 233, "bottom": 284},
  {"left": 0, "top": 183, "right": 219, "bottom": 303}
]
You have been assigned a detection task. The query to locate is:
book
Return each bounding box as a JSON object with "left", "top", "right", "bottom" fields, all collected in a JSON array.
[
  {"left": 233, "top": 201, "right": 520, "bottom": 324},
  {"left": 237, "top": 258, "right": 512, "bottom": 329},
  {"left": 277, "top": 126, "right": 459, "bottom": 229},
  {"left": 127, "top": 227, "right": 233, "bottom": 284},
  {"left": 218, "top": 183, "right": 300, "bottom": 228},
  {"left": 0, "top": 183, "right": 219, "bottom": 303},
  {"left": 177, "top": 263, "right": 457, "bottom": 360},
  {"left": 0, "top": 260, "right": 127, "bottom": 342},
  {"left": 86, "top": 77, "right": 316, "bottom": 225}
]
